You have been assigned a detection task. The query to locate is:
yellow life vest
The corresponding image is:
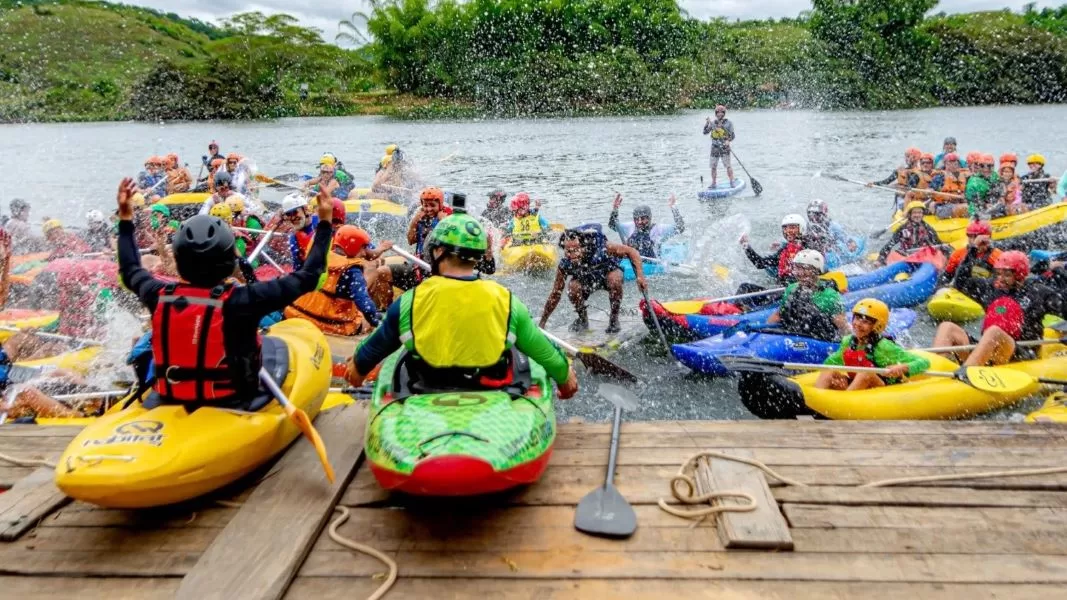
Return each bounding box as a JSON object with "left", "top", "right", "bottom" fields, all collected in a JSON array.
[
  {"left": 398, "top": 276, "right": 515, "bottom": 368},
  {"left": 511, "top": 215, "right": 544, "bottom": 242},
  {"left": 284, "top": 254, "right": 365, "bottom": 336}
]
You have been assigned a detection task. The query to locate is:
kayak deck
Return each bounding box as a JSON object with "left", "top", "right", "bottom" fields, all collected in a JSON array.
[{"left": 4, "top": 416, "right": 1067, "bottom": 597}]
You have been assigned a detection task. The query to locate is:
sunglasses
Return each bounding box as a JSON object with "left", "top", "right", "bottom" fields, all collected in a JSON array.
[{"left": 853, "top": 314, "right": 878, "bottom": 326}]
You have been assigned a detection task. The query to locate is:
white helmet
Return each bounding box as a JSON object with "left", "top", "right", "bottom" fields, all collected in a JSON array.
[
  {"left": 792, "top": 249, "right": 825, "bottom": 273},
  {"left": 85, "top": 209, "right": 106, "bottom": 225},
  {"left": 781, "top": 213, "right": 807, "bottom": 235},
  {"left": 807, "top": 199, "right": 828, "bottom": 216},
  {"left": 281, "top": 193, "right": 309, "bottom": 215}
]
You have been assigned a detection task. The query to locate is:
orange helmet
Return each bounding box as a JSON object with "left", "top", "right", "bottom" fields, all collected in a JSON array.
[
  {"left": 981, "top": 153, "right": 995, "bottom": 166},
  {"left": 148, "top": 155, "right": 163, "bottom": 166},
  {"left": 226, "top": 153, "right": 241, "bottom": 162},
  {"left": 334, "top": 225, "right": 371, "bottom": 257},
  {"left": 964, "top": 151, "right": 980, "bottom": 165},
  {"left": 920, "top": 153, "right": 935, "bottom": 163},
  {"left": 420, "top": 187, "right": 445, "bottom": 203},
  {"left": 904, "top": 147, "right": 922, "bottom": 160},
  {"left": 210, "top": 158, "right": 225, "bottom": 171},
  {"left": 994, "top": 250, "right": 1030, "bottom": 281},
  {"left": 510, "top": 192, "right": 531, "bottom": 211},
  {"left": 999, "top": 152, "right": 1017, "bottom": 166}
]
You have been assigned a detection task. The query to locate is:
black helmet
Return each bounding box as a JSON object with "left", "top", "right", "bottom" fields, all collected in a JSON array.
[
  {"left": 173, "top": 215, "right": 236, "bottom": 286},
  {"left": 214, "top": 170, "right": 232, "bottom": 186},
  {"left": 632, "top": 205, "right": 652, "bottom": 219},
  {"left": 10, "top": 198, "right": 29, "bottom": 211}
]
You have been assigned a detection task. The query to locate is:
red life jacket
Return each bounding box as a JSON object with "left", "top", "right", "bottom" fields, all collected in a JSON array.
[
  {"left": 842, "top": 335, "right": 878, "bottom": 369},
  {"left": 982, "top": 296, "right": 1025, "bottom": 340},
  {"left": 777, "top": 241, "right": 803, "bottom": 280},
  {"left": 152, "top": 283, "right": 253, "bottom": 403}
]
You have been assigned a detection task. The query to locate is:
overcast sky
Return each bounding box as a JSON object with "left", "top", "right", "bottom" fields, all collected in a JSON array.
[{"left": 126, "top": 1, "right": 1062, "bottom": 45}]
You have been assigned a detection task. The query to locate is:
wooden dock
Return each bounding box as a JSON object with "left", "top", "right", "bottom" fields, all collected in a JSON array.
[{"left": 2, "top": 408, "right": 1067, "bottom": 599}]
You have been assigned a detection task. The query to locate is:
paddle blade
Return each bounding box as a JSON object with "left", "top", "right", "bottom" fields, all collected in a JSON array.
[
  {"left": 574, "top": 483, "right": 637, "bottom": 539},
  {"left": 750, "top": 177, "right": 763, "bottom": 196},
  {"left": 578, "top": 351, "right": 638, "bottom": 383},
  {"left": 960, "top": 366, "right": 1035, "bottom": 395},
  {"left": 598, "top": 383, "right": 639, "bottom": 411},
  {"left": 284, "top": 403, "right": 336, "bottom": 483},
  {"left": 253, "top": 173, "right": 276, "bottom": 184}
]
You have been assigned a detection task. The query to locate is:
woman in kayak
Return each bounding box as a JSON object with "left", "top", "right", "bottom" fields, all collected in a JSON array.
[
  {"left": 739, "top": 214, "right": 809, "bottom": 285},
  {"left": 805, "top": 199, "right": 857, "bottom": 257},
  {"left": 940, "top": 221, "right": 1000, "bottom": 287},
  {"left": 997, "top": 154, "right": 1026, "bottom": 215},
  {"left": 815, "top": 299, "right": 930, "bottom": 391},
  {"left": 765, "top": 250, "right": 849, "bottom": 342},
  {"left": 607, "top": 192, "right": 684, "bottom": 259},
  {"left": 934, "top": 251, "right": 1065, "bottom": 367},
  {"left": 115, "top": 177, "right": 334, "bottom": 408},
  {"left": 876, "top": 201, "right": 942, "bottom": 264},
  {"left": 540, "top": 224, "right": 646, "bottom": 334},
  {"left": 344, "top": 213, "right": 578, "bottom": 400}
]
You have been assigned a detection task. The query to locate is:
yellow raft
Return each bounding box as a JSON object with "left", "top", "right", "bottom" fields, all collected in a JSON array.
[
  {"left": 1026, "top": 392, "right": 1067, "bottom": 423},
  {"left": 890, "top": 202, "right": 1067, "bottom": 248},
  {"left": 500, "top": 243, "right": 559, "bottom": 274},
  {"left": 54, "top": 320, "right": 331, "bottom": 508},
  {"left": 739, "top": 350, "right": 1067, "bottom": 420},
  {"left": 927, "top": 287, "right": 984, "bottom": 323}
]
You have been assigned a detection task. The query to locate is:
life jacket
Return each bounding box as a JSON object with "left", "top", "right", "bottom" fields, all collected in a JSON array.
[
  {"left": 559, "top": 225, "right": 620, "bottom": 281},
  {"left": 627, "top": 227, "right": 657, "bottom": 258},
  {"left": 897, "top": 222, "right": 936, "bottom": 251},
  {"left": 46, "top": 259, "right": 117, "bottom": 339},
  {"left": 776, "top": 240, "right": 804, "bottom": 280},
  {"left": 982, "top": 295, "right": 1026, "bottom": 340},
  {"left": 939, "top": 170, "right": 968, "bottom": 196},
  {"left": 842, "top": 334, "right": 880, "bottom": 370},
  {"left": 895, "top": 167, "right": 915, "bottom": 187},
  {"left": 778, "top": 282, "right": 840, "bottom": 342},
  {"left": 284, "top": 254, "right": 365, "bottom": 336},
  {"left": 511, "top": 215, "right": 544, "bottom": 243},
  {"left": 152, "top": 282, "right": 256, "bottom": 403},
  {"left": 398, "top": 276, "right": 516, "bottom": 370},
  {"left": 1021, "top": 171, "right": 1053, "bottom": 206},
  {"left": 952, "top": 247, "right": 998, "bottom": 280}
]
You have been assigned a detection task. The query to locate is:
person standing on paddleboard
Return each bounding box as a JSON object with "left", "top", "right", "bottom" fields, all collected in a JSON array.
[{"left": 703, "top": 105, "right": 735, "bottom": 189}]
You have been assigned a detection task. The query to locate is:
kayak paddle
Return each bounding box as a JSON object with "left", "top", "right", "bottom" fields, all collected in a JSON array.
[
  {"left": 574, "top": 383, "right": 638, "bottom": 539},
  {"left": 718, "top": 356, "right": 1063, "bottom": 394},
  {"left": 640, "top": 288, "right": 672, "bottom": 354},
  {"left": 918, "top": 336, "right": 1067, "bottom": 354},
  {"left": 259, "top": 367, "right": 335, "bottom": 483},
  {"left": 730, "top": 150, "right": 762, "bottom": 196},
  {"left": 253, "top": 173, "right": 307, "bottom": 191},
  {"left": 820, "top": 173, "right": 965, "bottom": 202},
  {"left": 388, "top": 246, "right": 638, "bottom": 382},
  {"left": 0, "top": 326, "right": 101, "bottom": 347}
]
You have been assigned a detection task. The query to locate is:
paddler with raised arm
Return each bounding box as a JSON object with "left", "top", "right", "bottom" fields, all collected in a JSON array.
[
  {"left": 608, "top": 192, "right": 684, "bottom": 258},
  {"left": 344, "top": 213, "right": 578, "bottom": 400}
]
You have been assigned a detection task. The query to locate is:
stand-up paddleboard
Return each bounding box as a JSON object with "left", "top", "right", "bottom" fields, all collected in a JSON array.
[{"left": 698, "top": 178, "right": 747, "bottom": 201}]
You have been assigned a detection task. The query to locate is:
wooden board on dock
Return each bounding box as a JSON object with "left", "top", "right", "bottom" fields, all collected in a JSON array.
[
  {"left": 0, "top": 463, "right": 68, "bottom": 541},
  {"left": 696, "top": 450, "right": 793, "bottom": 550}
]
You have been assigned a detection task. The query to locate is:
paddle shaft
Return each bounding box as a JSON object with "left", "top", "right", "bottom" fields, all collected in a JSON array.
[
  {"left": 640, "top": 289, "right": 672, "bottom": 353},
  {"left": 0, "top": 326, "right": 100, "bottom": 346},
  {"left": 234, "top": 226, "right": 286, "bottom": 238},
  {"left": 921, "top": 337, "right": 1066, "bottom": 353},
  {"left": 605, "top": 404, "right": 622, "bottom": 486},
  {"left": 827, "top": 174, "right": 964, "bottom": 200},
  {"left": 773, "top": 361, "right": 1004, "bottom": 382},
  {"left": 53, "top": 390, "right": 129, "bottom": 402},
  {"left": 730, "top": 149, "right": 762, "bottom": 195},
  {"left": 247, "top": 221, "right": 282, "bottom": 264}
]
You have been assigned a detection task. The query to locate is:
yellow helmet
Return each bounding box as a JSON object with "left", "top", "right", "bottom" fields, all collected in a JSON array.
[
  {"left": 852, "top": 298, "right": 890, "bottom": 333},
  {"left": 384, "top": 144, "right": 399, "bottom": 156},
  {"left": 131, "top": 192, "right": 146, "bottom": 209},
  {"left": 224, "top": 196, "right": 246, "bottom": 214},
  {"left": 1026, "top": 154, "right": 1046, "bottom": 166},
  {"left": 319, "top": 153, "right": 337, "bottom": 167},
  {"left": 379, "top": 154, "right": 393, "bottom": 169},
  {"left": 904, "top": 200, "right": 926, "bottom": 215},
  {"left": 209, "top": 202, "right": 233, "bottom": 223},
  {"left": 42, "top": 219, "right": 63, "bottom": 235}
]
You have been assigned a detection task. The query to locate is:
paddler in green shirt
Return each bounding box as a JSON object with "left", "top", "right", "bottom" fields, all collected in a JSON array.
[
  {"left": 765, "top": 250, "right": 850, "bottom": 342},
  {"left": 345, "top": 213, "right": 579, "bottom": 399},
  {"left": 965, "top": 153, "right": 1001, "bottom": 217},
  {"left": 816, "top": 298, "right": 930, "bottom": 391}
]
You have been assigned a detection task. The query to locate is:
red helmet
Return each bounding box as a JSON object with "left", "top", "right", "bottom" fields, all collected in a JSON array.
[
  {"left": 920, "top": 152, "right": 935, "bottom": 163},
  {"left": 905, "top": 147, "right": 922, "bottom": 160},
  {"left": 510, "top": 192, "right": 531, "bottom": 211},
  {"left": 964, "top": 151, "right": 980, "bottom": 165},
  {"left": 966, "top": 220, "right": 991, "bottom": 236},
  {"left": 420, "top": 187, "right": 444, "bottom": 203},
  {"left": 944, "top": 152, "right": 959, "bottom": 162},
  {"left": 993, "top": 250, "right": 1030, "bottom": 281},
  {"left": 331, "top": 198, "right": 346, "bottom": 226},
  {"left": 334, "top": 225, "right": 371, "bottom": 257},
  {"left": 999, "top": 152, "right": 1018, "bottom": 166},
  {"left": 981, "top": 153, "right": 995, "bottom": 166}
]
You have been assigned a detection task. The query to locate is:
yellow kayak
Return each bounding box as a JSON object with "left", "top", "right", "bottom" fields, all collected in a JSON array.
[
  {"left": 739, "top": 351, "right": 1067, "bottom": 420},
  {"left": 500, "top": 243, "right": 559, "bottom": 274},
  {"left": 927, "top": 287, "right": 984, "bottom": 323},
  {"left": 54, "top": 319, "right": 331, "bottom": 508},
  {"left": 890, "top": 203, "right": 1067, "bottom": 248},
  {"left": 1026, "top": 392, "right": 1067, "bottom": 423},
  {"left": 17, "top": 345, "right": 102, "bottom": 373},
  {"left": 0, "top": 309, "right": 59, "bottom": 340}
]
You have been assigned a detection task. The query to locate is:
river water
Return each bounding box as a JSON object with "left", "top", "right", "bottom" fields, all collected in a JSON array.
[{"left": 2, "top": 105, "right": 1065, "bottom": 421}]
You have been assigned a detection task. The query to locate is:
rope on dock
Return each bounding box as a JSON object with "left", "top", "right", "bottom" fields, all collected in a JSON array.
[
  {"left": 0, "top": 452, "right": 56, "bottom": 469},
  {"left": 329, "top": 505, "right": 398, "bottom": 600},
  {"left": 659, "top": 450, "right": 1067, "bottom": 522}
]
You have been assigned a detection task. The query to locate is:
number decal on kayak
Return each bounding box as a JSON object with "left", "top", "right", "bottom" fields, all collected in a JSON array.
[{"left": 973, "top": 369, "right": 1005, "bottom": 388}]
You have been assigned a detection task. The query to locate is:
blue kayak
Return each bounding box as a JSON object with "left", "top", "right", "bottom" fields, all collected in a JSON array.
[
  {"left": 645, "top": 261, "right": 938, "bottom": 342},
  {"left": 621, "top": 240, "right": 689, "bottom": 281},
  {"left": 1030, "top": 249, "right": 1065, "bottom": 262},
  {"left": 697, "top": 179, "right": 747, "bottom": 201},
  {"left": 672, "top": 309, "right": 917, "bottom": 376}
]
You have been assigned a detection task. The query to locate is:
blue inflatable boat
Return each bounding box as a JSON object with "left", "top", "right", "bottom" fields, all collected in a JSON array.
[
  {"left": 672, "top": 308, "right": 917, "bottom": 376},
  {"left": 621, "top": 240, "right": 690, "bottom": 281},
  {"left": 697, "top": 179, "right": 747, "bottom": 201},
  {"left": 825, "top": 236, "right": 868, "bottom": 269}
]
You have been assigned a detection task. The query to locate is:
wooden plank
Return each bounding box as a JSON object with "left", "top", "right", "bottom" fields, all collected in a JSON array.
[
  {"left": 696, "top": 451, "right": 792, "bottom": 550},
  {"left": 41, "top": 503, "right": 237, "bottom": 528},
  {"left": 763, "top": 465, "right": 1067, "bottom": 490},
  {"left": 792, "top": 527, "right": 1067, "bottom": 555},
  {"left": 774, "top": 486, "right": 1067, "bottom": 508},
  {"left": 0, "top": 576, "right": 180, "bottom": 600},
  {"left": 286, "top": 578, "right": 1067, "bottom": 600},
  {"left": 298, "top": 548, "right": 1067, "bottom": 582},
  {"left": 784, "top": 504, "right": 1067, "bottom": 530},
  {"left": 12, "top": 524, "right": 221, "bottom": 552},
  {"left": 0, "top": 463, "right": 69, "bottom": 541},
  {"left": 176, "top": 403, "right": 368, "bottom": 600},
  {"left": 0, "top": 549, "right": 198, "bottom": 575},
  {"left": 546, "top": 420, "right": 1067, "bottom": 436}
]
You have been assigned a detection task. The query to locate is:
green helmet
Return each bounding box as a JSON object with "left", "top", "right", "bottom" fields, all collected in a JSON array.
[
  {"left": 427, "top": 213, "right": 488, "bottom": 261},
  {"left": 150, "top": 203, "right": 171, "bottom": 217}
]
